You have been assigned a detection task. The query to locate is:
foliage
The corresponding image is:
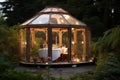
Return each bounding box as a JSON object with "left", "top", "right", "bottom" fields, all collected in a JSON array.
[
  {"left": 70, "top": 71, "right": 94, "bottom": 80},
  {"left": 0, "top": 70, "right": 43, "bottom": 80},
  {"left": 1, "top": 0, "right": 120, "bottom": 37},
  {"left": 0, "top": 67, "right": 65, "bottom": 80},
  {"left": 30, "top": 46, "right": 39, "bottom": 62},
  {"left": 73, "top": 43, "right": 83, "bottom": 58},
  {"left": 0, "top": 1, "right": 120, "bottom": 80},
  {"left": 92, "top": 26, "right": 120, "bottom": 56},
  {"left": 94, "top": 53, "right": 120, "bottom": 80},
  {"left": 0, "top": 52, "right": 12, "bottom": 73},
  {"left": 0, "top": 0, "right": 66, "bottom": 26},
  {"left": 0, "top": 25, "right": 19, "bottom": 52},
  {"left": 0, "top": 17, "right": 20, "bottom": 65},
  {"left": 92, "top": 26, "right": 120, "bottom": 80},
  {"left": 102, "top": 26, "right": 120, "bottom": 53},
  {"left": 0, "top": 0, "right": 44, "bottom": 26},
  {"left": 31, "top": 47, "right": 38, "bottom": 55}
]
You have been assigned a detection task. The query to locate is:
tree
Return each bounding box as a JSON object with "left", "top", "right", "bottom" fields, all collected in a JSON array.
[
  {"left": 65, "top": 0, "right": 106, "bottom": 37},
  {"left": 1, "top": 0, "right": 119, "bottom": 37},
  {"left": 0, "top": 0, "right": 44, "bottom": 26},
  {"left": 0, "top": 16, "right": 20, "bottom": 64},
  {"left": 0, "top": 0, "right": 66, "bottom": 26},
  {"left": 95, "top": 0, "right": 120, "bottom": 28}
]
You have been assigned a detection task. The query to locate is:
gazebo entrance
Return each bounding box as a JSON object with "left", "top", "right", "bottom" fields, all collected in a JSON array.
[{"left": 19, "top": 7, "right": 91, "bottom": 64}]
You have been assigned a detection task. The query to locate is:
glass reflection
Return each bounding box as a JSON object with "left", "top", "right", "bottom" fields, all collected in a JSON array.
[
  {"left": 63, "top": 14, "right": 80, "bottom": 25},
  {"left": 50, "top": 14, "right": 67, "bottom": 24},
  {"left": 31, "top": 14, "right": 49, "bottom": 24}
]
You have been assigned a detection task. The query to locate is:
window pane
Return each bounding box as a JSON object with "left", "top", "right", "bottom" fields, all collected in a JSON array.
[
  {"left": 50, "top": 14, "right": 68, "bottom": 24},
  {"left": 41, "top": 8, "right": 51, "bottom": 12},
  {"left": 22, "top": 16, "right": 37, "bottom": 25},
  {"left": 63, "top": 14, "right": 81, "bottom": 25},
  {"left": 31, "top": 14, "right": 50, "bottom": 24}
]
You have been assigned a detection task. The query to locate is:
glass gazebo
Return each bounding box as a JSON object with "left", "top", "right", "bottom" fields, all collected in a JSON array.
[{"left": 19, "top": 7, "right": 91, "bottom": 64}]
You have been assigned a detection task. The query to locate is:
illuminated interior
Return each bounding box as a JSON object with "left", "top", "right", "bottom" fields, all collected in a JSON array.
[{"left": 19, "top": 7, "right": 91, "bottom": 63}]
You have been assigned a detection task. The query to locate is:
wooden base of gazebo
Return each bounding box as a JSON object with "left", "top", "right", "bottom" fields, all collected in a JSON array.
[{"left": 19, "top": 61, "right": 94, "bottom": 68}]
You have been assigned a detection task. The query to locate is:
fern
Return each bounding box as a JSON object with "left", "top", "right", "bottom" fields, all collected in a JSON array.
[{"left": 102, "top": 26, "right": 120, "bottom": 50}]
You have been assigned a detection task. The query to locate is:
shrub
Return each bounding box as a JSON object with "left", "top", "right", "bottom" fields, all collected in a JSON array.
[
  {"left": 0, "top": 70, "right": 35, "bottom": 80},
  {"left": 0, "top": 52, "right": 12, "bottom": 73},
  {"left": 94, "top": 53, "right": 120, "bottom": 80},
  {"left": 70, "top": 71, "right": 94, "bottom": 80},
  {"left": 92, "top": 26, "right": 120, "bottom": 80}
]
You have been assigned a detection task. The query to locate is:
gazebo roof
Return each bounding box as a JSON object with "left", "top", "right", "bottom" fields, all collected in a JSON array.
[{"left": 21, "top": 7, "right": 86, "bottom": 27}]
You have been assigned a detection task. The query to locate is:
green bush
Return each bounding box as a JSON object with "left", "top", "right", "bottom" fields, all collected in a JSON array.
[
  {"left": 93, "top": 26, "right": 120, "bottom": 80},
  {"left": 0, "top": 24, "right": 20, "bottom": 66},
  {"left": 1, "top": 70, "right": 35, "bottom": 80},
  {"left": 0, "top": 52, "right": 12, "bottom": 73},
  {"left": 0, "top": 69, "right": 65, "bottom": 80},
  {"left": 70, "top": 71, "right": 94, "bottom": 80},
  {"left": 94, "top": 53, "right": 120, "bottom": 80}
]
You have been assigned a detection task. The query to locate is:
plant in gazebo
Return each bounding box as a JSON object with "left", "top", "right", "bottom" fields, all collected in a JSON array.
[
  {"left": 76, "top": 43, "right": 83, "bottom": 59},
  {"left": 72, "top": 43, "right": 83, "bottom": 62},
  {"left": 30, "top": 46, "right": 39, "bottom": 63},
  {"left": 72, "top": 31, "right": 84, "bottom": 62},
  {"left": 36, "top": 37, "right": 44, "bottom": 48},
  {"left": 30, "top": 38, "right": 42, "bottom": 63},
  {"left": 35, "top": 31, "right": 45, "bottom": 48}
]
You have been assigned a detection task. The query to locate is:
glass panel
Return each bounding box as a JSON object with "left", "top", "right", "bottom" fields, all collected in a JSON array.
[
  {"left": 20, "top": 29, "right": 26, "bottom": 61},
  {"left": 30, "top": 14, "right": 50, "bottom": 24},
  {"left": 30, "top": 28, "right": 48, "bottom": 63},
  {"left": 52, "top": 8, "right": 58, "bottom": 12},
  {"left": 40, "top": 8, "right": 51, "bottom": 12},
  {"left": 52, "top": 31, "right": 60, "bottom": 61},
  {"left": 58, "top": 8, "right": 67, "bottom": 13},
  {"left": 61, "top": 29, "right": 68, "bottom": 62},
  {"left": 40, "top": 7, "right": 67, "bottom": 13},
  {"left": 50, "top": 14, "right": 68, "bottom": 24},
  {"left": 52, "top": 28, "right": 68, "bottom": 62},
  {"left": 63, "top": 14, "right": 81, "bottom": 25},
  {"left": 21, "top": 16, "right": 37, "bottom": 25},
  {"left": 71, "top": 29, "right": 84, "bottom": 62}
]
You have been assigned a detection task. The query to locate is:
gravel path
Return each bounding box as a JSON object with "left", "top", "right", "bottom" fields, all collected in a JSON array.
[
  {"left": 17, "top": 65, "right": 95, "bottom": 78},
  {"left": 49, "top": 65, "right": 95, "bottom": 78}
]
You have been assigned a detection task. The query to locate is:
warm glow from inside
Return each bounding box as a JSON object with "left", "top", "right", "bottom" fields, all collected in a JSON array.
[
  {"left": 72, "top": 28, "right": 74, "bottom": 30},
  {"left": 45, "top": 62, "right": 48, "bottom": 64},
  {"left": 72, "top": 41, "right": 75, "bottom": 45},
  {"left": 73, "top": 58, "right": 80, "bottom": 62},
  {"left": 20, "top": 7, "right": 91, "bottom": 64},
  {"left": 81, "top": 41, "right": 84, "bottom": 44}
]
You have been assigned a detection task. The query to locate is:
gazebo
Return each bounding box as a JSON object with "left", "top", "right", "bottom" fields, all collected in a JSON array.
[{"left": 19, "top": 7, "right": 91, "bottom": 65}]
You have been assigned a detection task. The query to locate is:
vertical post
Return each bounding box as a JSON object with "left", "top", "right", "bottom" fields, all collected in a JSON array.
[
  {"left": 31, "top": 28, "right": 35, "bottom": 48},
  {"left": 86, "top": 29, "right": 91, "bottom": 60},
  {"left": 82, "top": 29, "right": 87, "bottom": 61},
  {"left": 26, "top": 28, "right": 30, "bottom": 62},
  {"left": 46, "top": 28, "right": 48, "bottom": 42},
  {"left": 48, "top": 27, "right": 52, "bottom": 62},
  {"left": 59, "top": 31, "right": 62, "bottom": 47},
  {"left": 74, "top": 29, "right": 77, "bottom": 44},
  {"left": 68, "top": 28, "right": 72, "bottom": 62}
]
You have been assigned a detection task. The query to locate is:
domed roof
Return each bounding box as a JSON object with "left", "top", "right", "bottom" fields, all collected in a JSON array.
[{"left": 21, "top": 7, "right": 86, "bottom": 27}]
